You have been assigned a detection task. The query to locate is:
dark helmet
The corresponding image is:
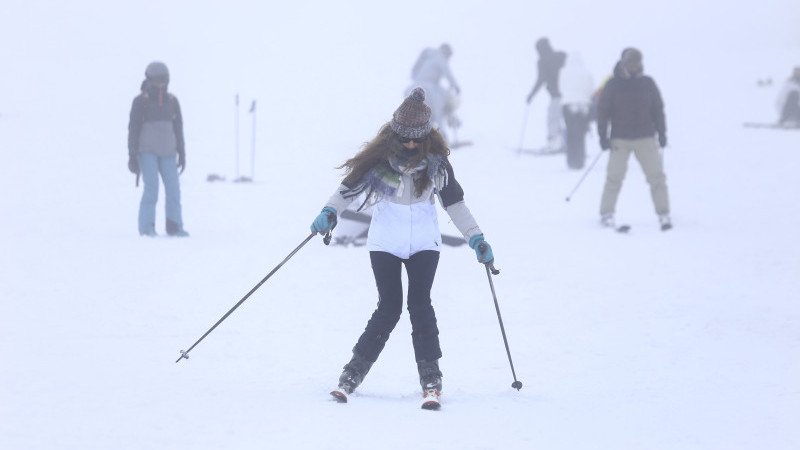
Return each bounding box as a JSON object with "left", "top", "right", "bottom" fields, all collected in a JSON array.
[{"left": 145, "top": 61, "right": 169, "bottom": 83}]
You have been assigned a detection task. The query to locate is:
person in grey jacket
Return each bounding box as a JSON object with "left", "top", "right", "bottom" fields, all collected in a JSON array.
[
  {"left": 597, "top": 48, "right": 671, "bottom": 231},
  {"left": 128, "top": 61, "right": 188, "bottom": 237},
  {"left": 311, "top": 88, "right": 493, "bottom": 409}
]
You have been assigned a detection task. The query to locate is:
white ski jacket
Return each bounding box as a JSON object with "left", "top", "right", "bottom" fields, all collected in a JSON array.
[{"left": 325, "top": 164, "right": 481, "bottom": 259}]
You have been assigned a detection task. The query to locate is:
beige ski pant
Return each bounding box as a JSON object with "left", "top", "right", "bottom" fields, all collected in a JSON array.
[{"left": 600, "top": 137, "right": 670, "bottom": 216}]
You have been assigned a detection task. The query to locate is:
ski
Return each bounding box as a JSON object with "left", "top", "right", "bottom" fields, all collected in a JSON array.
[
  {"left": 743, "top": 122, "right": 800, "bottom": 130},
  {"left": 449, "top": 140, "right": 473, "bottom": 149},
  {"left": 330, "top": 389, "right": 348, "bottom": 403},
  {"left": 517, "top": 146, "right": 564, "bottom": 156},
  {"left": 616, "top": 224, "right": 631, "bottom": 233},
  {"left": 421, "top": 389, "right": 441, "bottom": 410}
]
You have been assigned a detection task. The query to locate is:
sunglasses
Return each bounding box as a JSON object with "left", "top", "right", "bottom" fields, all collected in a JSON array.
[{"left": 397, "top": 135, "right": 426, "bottom": 144}]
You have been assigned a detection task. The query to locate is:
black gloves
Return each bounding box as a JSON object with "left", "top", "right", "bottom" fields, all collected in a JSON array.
[
  {"left": 178, "top": 152, "right": 186, "bottom": 174},
  {"left": 599, "top": 136, "right": 611, "bottom": 151},
  {"left": 658, "top": 134, "right": 667, "bottom": 148},
  {"left": 128, "top": 154, "right": 139, "bottom": 174}
]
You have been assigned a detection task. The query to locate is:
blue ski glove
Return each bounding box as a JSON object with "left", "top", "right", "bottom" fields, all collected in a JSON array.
[
  {"left": 310, "top": 206, "right": 337, "bottom": 234},
  {"left": 468, "top": 234, "right": 494, "bottom": 264}
]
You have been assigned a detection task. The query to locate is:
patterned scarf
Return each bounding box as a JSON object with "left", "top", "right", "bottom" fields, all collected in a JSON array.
[{"left": 342, "top": 150, "right": 448, "bottom": 211}]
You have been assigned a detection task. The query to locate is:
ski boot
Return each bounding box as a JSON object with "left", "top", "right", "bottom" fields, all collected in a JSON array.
[
  {"left": 417, "top": 359, "right": 443, "bottom": 410},
  {"left": 330, "top": 352, "right": 373, "bottom": 403}
]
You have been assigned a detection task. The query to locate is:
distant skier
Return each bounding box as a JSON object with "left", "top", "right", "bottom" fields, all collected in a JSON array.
[
  {"left": 559, "top": 52, "right": 595, "bottom": 169},
  {"left": 310, "top": 88, "right": 494, "bottom": 410},
  {"left": 776, "top": 66, "right": 800, "bottom": 126},
  {"left": 597, "top": 48, "right": 672, "bottom": 231},
  {"left": 526, "top": 37, "right": 567, "bottom": 151},
  {"left": 408, "top": 43, "right": 462, "bottom": 144},
  {"left": 128, "top": 61, "right": 189, "bottom": 237}
]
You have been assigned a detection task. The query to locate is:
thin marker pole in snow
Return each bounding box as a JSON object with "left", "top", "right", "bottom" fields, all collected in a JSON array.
[
  {"left": 176, "top": 230, "right": 333, "bottom": 363},
  {"left": 478, "top": 249, "right": 523, "bottom": 391},
  {"left": 249, "top": 99, "right": 256, "bottom": 181},
  {"left": 235, "top": 94, "right": 240, "bottom": 179}
]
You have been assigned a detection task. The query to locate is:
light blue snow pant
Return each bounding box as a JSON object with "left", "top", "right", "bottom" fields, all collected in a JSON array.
[
  {"left": 137, "top": 152, "right": 183, "bottom": 234},
  {"left": 600, "top": 137, "right": 670, "bottom": 216}
]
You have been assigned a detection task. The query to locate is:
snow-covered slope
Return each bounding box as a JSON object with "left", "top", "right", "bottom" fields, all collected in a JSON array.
[{"left": 1, "top": 1, "right": 798, "bottom": 449}]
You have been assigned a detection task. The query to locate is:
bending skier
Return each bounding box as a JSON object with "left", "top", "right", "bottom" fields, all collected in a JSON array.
[{"left": 526, "top": 37, "right": 567, "bottom": 151}]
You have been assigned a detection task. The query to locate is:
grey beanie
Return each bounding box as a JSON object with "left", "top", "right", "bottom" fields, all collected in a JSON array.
[
  {"left": 145, "top": 61, "right": 169, "bottom": 83},
  {"left": 390, "top": 87, "right": 432, "bottom": 139}
]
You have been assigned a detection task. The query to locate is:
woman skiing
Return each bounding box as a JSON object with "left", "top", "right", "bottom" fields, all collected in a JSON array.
[{"left": 309, "top": 88, "right": 494, "bottom": 410}]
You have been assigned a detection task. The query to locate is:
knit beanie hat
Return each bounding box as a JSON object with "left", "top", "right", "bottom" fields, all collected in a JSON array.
[{"left": 390, "top": 87, "right": 432, "bottom": 139}]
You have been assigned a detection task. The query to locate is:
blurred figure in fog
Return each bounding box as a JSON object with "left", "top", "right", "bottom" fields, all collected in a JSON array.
[
  {"left": 776, "top": 66, "right": 800, "bottom": 126},
  {"left": 597, "top": 48, "right": 671, "bottom": 231},
  {"left": 526, "top": 37, "right": 567, "bottom": 151},
  {"left": 127, "top": 61, "right": 189, "bottom": 237},
  {"left": 408, "top": 43, "right": 462, "bottom": 144},
  {"left": 560, "top": 52, "right": 595, "bottom": 169}
]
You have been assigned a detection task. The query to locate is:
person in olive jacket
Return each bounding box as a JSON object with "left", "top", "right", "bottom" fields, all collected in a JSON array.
[
  {"left": 597, "top": 48, "right": 672, "bottom": 231},
  {"left": 128, "top": 61, "right": 188, "bottom": 237}
]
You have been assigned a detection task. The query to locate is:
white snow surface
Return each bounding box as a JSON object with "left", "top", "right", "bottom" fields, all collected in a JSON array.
[{"left": 1, "top": 1, "right": 799, "bottom": 449}]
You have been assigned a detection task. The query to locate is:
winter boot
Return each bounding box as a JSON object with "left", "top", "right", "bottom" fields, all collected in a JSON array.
[
  {"left": 166, "top": 220, "right": 190, "bottom": 237},
  {"left": 658, "top": 214, "right": 673, "bottom": 231},
  {"left": 331, "top": 352, "right": 373, "bottom": 402}
]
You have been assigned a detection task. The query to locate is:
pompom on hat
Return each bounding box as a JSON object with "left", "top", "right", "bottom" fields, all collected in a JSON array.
[{"left": 390, "top": 87, "right": 432, "bottom": 139}]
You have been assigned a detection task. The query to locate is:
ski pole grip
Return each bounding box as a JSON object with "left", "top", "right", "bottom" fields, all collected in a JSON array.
[
  {"left": 478, "top": 243, "right": 500, "bottom": 275},
  {"left": 322, "top": 221, "right": 337, "bottom": 245}
]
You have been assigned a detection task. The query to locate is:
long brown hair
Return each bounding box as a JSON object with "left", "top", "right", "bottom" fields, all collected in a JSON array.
[{"left": 339, "top": 123, "right": 450, "bottom": 196}]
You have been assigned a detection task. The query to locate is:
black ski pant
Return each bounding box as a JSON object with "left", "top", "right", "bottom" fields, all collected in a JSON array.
[
  {"left": 562, "top": 105, "right": 590, "bottom": 170},
  {"left": 353, "top": 250, "right": 442, "bottom": 363}
]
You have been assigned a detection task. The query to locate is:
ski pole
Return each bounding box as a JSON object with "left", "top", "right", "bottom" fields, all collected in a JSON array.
[
  {"left": 564, "top": 150, "right": 604, "bottom": 202},
  {"left": 516, "top": 103, "right": 531, "bottom": 154},
  {"left": 235, "top": 94, "right": 240, "bottom": 179},
  {"left": 478, "top": 245, "right": 523, "bottom": 391},
  {"left": 176, "top": 230, "right": 332, "bottom": 363},
  {"left": 249, "top": 99, "right": 256, "bottom": 181}
]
